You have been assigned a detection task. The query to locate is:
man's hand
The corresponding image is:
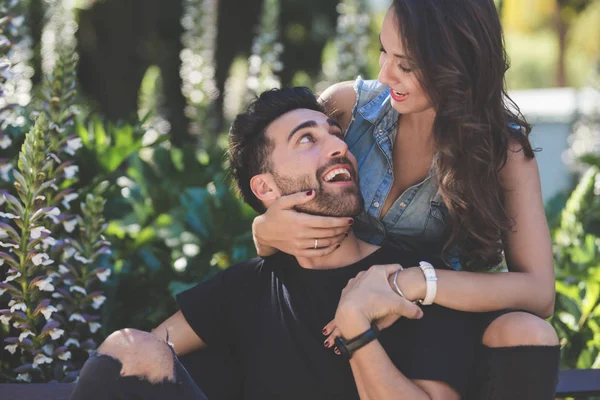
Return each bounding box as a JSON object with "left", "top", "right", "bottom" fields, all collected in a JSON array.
[{"left": 324, "top": 264, "right": 424, "bottom": 349}]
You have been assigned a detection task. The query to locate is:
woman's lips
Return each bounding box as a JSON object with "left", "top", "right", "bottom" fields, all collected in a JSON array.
[{"left": 390, "top": 89, "right": 409, "bottom": 102}]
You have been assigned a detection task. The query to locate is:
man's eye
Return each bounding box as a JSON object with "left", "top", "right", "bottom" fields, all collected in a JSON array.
[{"left": 299, "top": 134, "right": 314, "bottom": 144}]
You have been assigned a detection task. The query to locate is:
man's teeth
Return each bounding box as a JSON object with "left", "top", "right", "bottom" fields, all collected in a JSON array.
[{"left": 324, "top": 168, "right": 351, "bottom": 182}]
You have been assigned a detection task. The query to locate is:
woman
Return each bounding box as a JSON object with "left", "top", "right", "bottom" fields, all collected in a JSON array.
[{"left": 253, "top": 0, "right": 559, "bottom": 398}]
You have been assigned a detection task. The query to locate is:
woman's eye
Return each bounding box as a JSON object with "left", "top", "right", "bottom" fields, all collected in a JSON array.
[
  {"left": 379, "top": 46, "right": 386, "bottom": 53},
  {"left": 299, "top": 134, "right": 314, "bottom": 144},
  {"left": 398, "top": 65, "right": 412, "bottom": 73}
]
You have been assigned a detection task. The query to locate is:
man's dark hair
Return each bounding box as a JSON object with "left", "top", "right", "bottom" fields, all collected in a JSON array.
[{"left": 229, "top": 87, "right": 324, "bottom": 213}]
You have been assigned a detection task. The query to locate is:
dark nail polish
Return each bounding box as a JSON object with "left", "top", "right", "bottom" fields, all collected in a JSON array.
[
  {"left": 322, "top": 328, "right": 328, "bottom": 335},
  {"left": 324, "top": 340, "right": 330, "bottom": 348},
  {"left": 336, "top": 244, "right": 341, "bottom": 249},
  {"left": 306, "top": 190, "right": 313, "bottom": 196},
  {"left": 334, "top": 348, "right": 341, "bottom": 355},
  {"left": 348, "top": 219, "right": 353, "bottom": 225}
]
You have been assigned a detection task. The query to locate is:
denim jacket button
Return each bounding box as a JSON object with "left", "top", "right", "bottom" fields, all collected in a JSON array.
[
  {"left": 399, "top": 202, "right": 407, "bottom": 208},
  {"left": 373, "top": 201, "right": 380, "bottom": 208}
]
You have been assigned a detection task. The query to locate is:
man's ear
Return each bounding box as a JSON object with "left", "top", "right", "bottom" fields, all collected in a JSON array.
[{"left": 250, "top": 174, "right": 280, "bottom": 203}]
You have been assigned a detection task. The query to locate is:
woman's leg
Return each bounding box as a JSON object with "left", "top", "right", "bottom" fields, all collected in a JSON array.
[
  {"left": 468, "top": 311, "right": 560, "bottom": 400},
  {"left": 70, "top": 329, "right": 209, "bottom": 400}
]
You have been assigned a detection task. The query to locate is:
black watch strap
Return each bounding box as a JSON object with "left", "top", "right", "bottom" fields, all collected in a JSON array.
[{"left": 334, "top": 323, "right": 380, "bottom": 360}]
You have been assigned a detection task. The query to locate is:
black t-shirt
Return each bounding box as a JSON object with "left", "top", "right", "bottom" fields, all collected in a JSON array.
[{"left": 177, "top": 245, "right": 479, "bottom": 400}]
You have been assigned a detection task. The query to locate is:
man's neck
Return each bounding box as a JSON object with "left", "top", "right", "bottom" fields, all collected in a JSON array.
[{"left": 294, "top": 231, "right": 380, "bottom": 270}]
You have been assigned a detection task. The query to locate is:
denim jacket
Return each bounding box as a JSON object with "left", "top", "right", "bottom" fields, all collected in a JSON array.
[{"left": 346, "top": 77, "right": 453, "bottom": 264}]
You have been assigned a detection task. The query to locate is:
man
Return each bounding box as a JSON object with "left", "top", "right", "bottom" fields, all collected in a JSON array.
[{"left": 70, "top": 87, "right": 480, "bottom": 400}]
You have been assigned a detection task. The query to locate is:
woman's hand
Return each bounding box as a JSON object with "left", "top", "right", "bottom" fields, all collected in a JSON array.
[
  {"left": 252, "top": 190, "right": 354, "bottom": 257},
  {"left": 323, "top": 264, "right": 424, "bottom": 351}
]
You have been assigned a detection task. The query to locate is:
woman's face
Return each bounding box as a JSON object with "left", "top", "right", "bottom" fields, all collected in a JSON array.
[{"left": 378, "top": 8, "right": 432, "bottom": 115}]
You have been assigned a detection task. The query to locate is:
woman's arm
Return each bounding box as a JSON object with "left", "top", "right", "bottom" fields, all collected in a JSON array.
[{"left": 398, "top": 145, "right": 555, "bottom": 318}]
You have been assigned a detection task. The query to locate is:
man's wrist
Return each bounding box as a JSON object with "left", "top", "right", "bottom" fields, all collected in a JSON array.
[{"left": 335, "top": 307, "right": 372, "bottom": 339}]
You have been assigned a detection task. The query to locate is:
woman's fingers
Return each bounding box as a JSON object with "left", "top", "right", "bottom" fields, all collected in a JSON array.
[
  {"left": 322, "top": 320, "right": 336, "bottom": 336},
  {"left": 275, "top": 190, "right": 318, "bottom": 209},
  {"left": 296, "top": 232, "right": 348, "bottom": 250},
  {"left": 293, "top": 244, "right": 342, "bottom": 257},
  {"left": 301, "top": 226, "right": 351, "bottom": 240},
  {"left": 323, "top": 328, "right": 341, "bottom": 349}
]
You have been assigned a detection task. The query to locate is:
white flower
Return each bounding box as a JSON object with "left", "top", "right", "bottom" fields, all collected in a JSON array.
[
  {"left": 70, "top": 285, "right": 87, "bottom": 295},
  {"left": 0, "top": 314, "right": 11, "bottom": 325},
  {"left": 9, "top": 301, "right": 26, "bottom": 313},
  {"left": 69, "top": 313, "right": 86, "bottom": 323},
  {"left": 42, "top": 236, "right": 57, "bottom": 247},
  {"left": 62, "top": 218, "right": 78, "bottom": 233},
  {"left": 65, "top": 138, "right": 83, "bottom": 155},
  {"left": 0, "top": 135, "right": 12, "bottom": 149},
  {"left": 33, "top": 277, "right": 55, "bottom": 292},
  {"left": 4, "top": 271, "right": 21, "bottom": 283},
  {"left": 40, "top": 305, "right": 58, "bottom": 320},
  {"left": 19, "top": 330, "right": 34, "bottom": 342},
  {"left": 0, "top": 228, "right": 8, "bottom": 239},
  {"left": 52, "top": 292, "right": 64, "bottom": 299},
  {"left": 30, "top": 226, "right": 51, "bottom": 239},
  {"left": 61, "top": 193, "right": 79, "bottom": 210},
  {"left": 89, "top": 322, "right": 101, "bottom": 333},
  {"left": 32, "top": 253, "right": 54, "bottom": 266},
  {"left": 59, "top": 264, "right": 70, "bottom": 274},
  {"left": 13, "top": 321, "right": 26, "bottom": 329},
  {"left": 91, "top": 295, "right": 107, "bottom": 310},
  {"left": 58, "top": 351, "right": 72, "bottom": 361},
  {"left": 48, "top": 328, "right": 64, "bottom": 340},
  {"left": 65, "top": 338, "right": 80, "bottom": 348},
  {"left": 64, "top": 246, "right": 76, "bottom": 259},
  {"left": 0, "top": 288, "right": 4, "bottom": 296},
  {"left": 0, "top": 241, "right": 18, "bottom": 249},
  {"left": 63, "top": 165, "right": 79, "bottom": 180},
  {"left": 74, "top": 253, "right": 91, "bottom": 264},
  {"left": 33, "top": 353, "right": 53, "bottom": 366},
  {"left": 44, "top": 207, "right": 61, "bottom": 224},
  {"left": 5, "top": 344, "right": 18, "bottom": 354},
  {"left": 0, "top": 163, "right": 12, "bottom": 181},
  {"left": 0, "top": 212, "right": 19, "bottom": 219},
  {"left": 96, "top": 269, "right": 111, "bottom": 282},
  {"left": 16, "top": 373, "right": 31, "bottom": 382}
]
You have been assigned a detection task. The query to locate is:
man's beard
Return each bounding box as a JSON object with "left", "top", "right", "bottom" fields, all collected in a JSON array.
[{"left": 272, "top": 159, "right": 364, "bottom": 218}]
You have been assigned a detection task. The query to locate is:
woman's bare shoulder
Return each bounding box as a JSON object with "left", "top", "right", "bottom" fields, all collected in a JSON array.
[{"left": 318, "top": 81, "right": 357, "bottom": 132}]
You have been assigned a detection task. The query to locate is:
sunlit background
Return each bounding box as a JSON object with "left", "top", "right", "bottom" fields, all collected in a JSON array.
[{"left": 1, "top": 0, "right": 599, "bottom": 384}]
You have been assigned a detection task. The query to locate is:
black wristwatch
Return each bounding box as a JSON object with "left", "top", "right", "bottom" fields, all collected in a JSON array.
[{"left": 334, "top": 323, "right": 380, "bottom": 360}]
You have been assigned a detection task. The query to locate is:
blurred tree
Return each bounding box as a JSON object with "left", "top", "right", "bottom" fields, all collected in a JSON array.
[
  {"left": 502, "top": 0, "right": 596, "bottom": 87},
  {"left": 77, "top": 0, "right": 190, "bottom": 146},
  {"left": 554, "top": 0, "right": 595, "bottom": 86}
]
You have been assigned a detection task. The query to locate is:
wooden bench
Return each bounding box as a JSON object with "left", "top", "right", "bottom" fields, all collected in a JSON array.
[{"left": 1, "top": 369, "right": 599, "bottom": 399}]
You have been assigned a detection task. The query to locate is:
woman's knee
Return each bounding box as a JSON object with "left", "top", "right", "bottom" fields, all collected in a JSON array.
[
  {"left": 482, "top": 312, "right": 559, "bottom": 348},
  {"left": 97, "top": 328, "right": 175, "bottom": 383}
]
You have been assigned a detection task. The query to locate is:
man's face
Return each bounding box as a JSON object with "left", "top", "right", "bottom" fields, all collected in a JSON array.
[{"left": 262, "top": 109, "right": 363, "bottom": 217}]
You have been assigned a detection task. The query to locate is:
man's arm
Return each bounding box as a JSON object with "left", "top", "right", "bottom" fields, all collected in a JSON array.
[
  {"left": 336, "top": 310, "right": 459, "bottom": 400},
  {"left": 152, "top": 310, "right": 207, "bottom": 356}
]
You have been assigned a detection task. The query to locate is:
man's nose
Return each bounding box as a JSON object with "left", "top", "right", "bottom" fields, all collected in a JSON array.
[{"left": 327, "top": 136, "right": 348, "bottom": 158}]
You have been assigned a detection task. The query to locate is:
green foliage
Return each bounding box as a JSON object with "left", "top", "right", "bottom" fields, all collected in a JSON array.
[
  {"left": 552, "top": 164, "right": 600, "bottom": 369},
  {"left": 92, "top": 143, "right": 256, "bottom": 333}
]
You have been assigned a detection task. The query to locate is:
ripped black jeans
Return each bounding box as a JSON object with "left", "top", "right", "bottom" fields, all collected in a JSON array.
[
  {"left": 70, "top": 344, "right": 560, "bottom": 400},
  {"left": 69, "top": 346, "right": 209, "bottom": 400}
]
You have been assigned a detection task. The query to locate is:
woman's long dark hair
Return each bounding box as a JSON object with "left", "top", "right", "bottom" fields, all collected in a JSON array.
[{"left": 391, "top": 0, "right": 534, "bottom": 271}]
